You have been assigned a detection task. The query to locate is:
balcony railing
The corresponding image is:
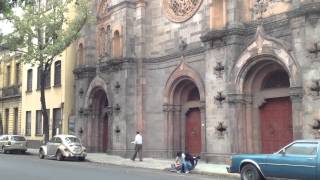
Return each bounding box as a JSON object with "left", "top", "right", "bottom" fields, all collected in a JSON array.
[{"left": 1, "top": 85, "right": 21, "bottom": 98}]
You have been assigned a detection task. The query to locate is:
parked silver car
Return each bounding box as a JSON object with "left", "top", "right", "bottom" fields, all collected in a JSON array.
[
  {"left": 39, "top": 135, "right": 86, "bottom": 161},
  {"left": 0, "top": 135, "right": 27, "bottom": 154}
]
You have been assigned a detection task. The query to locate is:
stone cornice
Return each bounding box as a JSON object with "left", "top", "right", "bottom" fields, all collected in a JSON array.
[
  {"left": 74, "top": 58, "right": 136, "bottom": 79},
  {"left": 73, "top": 65, "right": 96, "bottom": 79},
  {"left": 287, "top": 2, "right": 320, "bottom": 19},
  {"left": 143, "top": 47, "right": 205, "bottom": 63},
  {"left": 100, "top": 57, "right": 136, "bottom": 72},
  {"left": 201, "top": 2, "right": 320, "bottom": 44}
]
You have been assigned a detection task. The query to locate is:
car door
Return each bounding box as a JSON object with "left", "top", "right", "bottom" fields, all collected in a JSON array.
[
  {"left": 0, "top": 135, "right": 3, "bottom": 148},
  {"left": 54, "top": 137, "right": 62, "bottom": 153},
  {"left": 47, "top": 137, "right": 56, "bottom": 155},
  {"left": 262, "top": 142, "right": 317, "bottom": 180}
]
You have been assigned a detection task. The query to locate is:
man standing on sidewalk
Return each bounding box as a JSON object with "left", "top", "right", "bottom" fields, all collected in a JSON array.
[{"left": 131, "top": 131, "right": 143, "bottom": 161}]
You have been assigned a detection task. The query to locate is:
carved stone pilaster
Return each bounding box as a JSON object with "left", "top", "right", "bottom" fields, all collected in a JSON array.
[
  {"left": 227, "top": 94, "right": 253, "bottom": 105},
  {"left": 289, "top": 86, "right": 303, "bottom": 103},
  {"left": 199, "top": 101, "right": 206, "bottom": 110},
  {"left": 163, "top": 104, "right": 182, "bottom": 112}
]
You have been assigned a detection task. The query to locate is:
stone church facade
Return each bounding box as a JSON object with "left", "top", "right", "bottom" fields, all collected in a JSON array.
[{"left": 73, "top": 0, "right": 320, "bottom": 162}]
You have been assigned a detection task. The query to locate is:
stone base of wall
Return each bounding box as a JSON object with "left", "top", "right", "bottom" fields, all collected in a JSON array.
[{"left": 203, "top": 153, "right": 231, "bottom": 164}]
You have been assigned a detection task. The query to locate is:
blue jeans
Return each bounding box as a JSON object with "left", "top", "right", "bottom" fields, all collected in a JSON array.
[{"left": 182, "top": 161, "right": 192, "bottom": 172}]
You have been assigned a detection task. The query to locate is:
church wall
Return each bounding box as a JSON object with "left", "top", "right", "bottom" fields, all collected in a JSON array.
[
  {"left": 142, "top": 53, "right": 206, "bottom": 157},
  {"left": 144, "top": 0, "right": 209, "bottom": 57},
  {"left": 74, "top": 0, "right": 320, "bottom": 162}
]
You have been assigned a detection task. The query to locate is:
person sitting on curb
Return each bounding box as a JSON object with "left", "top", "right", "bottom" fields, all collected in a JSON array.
[{"left": 172, "top": 151, "right": 192, "bottom": 173}]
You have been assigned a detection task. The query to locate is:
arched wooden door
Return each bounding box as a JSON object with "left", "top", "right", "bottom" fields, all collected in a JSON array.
[
  {"left": 185, "top": 108, "right": 201, "bottom": 155},
  {"left": 88, "top": 88, "right": 109, "bottom": 152},
  {"left": 260, "top": 97, "right": 293, "bottom": 153},
  {"left": 102, "top": 114, "right": 108, "bottom": 152}
]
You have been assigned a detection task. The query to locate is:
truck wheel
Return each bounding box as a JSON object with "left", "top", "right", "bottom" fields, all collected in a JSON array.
[
  {"left": 39, "top": 149, "right": 45, "bottom": 159},
  {"left": 78, "top": 157, "right": 85, "bottom": 161},
  {"left": 56, "top": 151, "right": 64, "bottom": 161},
  {"left": 240, "top": 164, "right": 263, "bottom": 180}
]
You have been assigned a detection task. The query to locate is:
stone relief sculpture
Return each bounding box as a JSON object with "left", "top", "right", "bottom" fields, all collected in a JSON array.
[{"left": 163, "top": 0, "right": 203, "bottom": 22}]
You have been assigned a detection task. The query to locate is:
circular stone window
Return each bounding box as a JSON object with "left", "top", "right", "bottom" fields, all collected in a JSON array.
[{"left": 163, "top": 0, "right": 203, "bottom": 23}]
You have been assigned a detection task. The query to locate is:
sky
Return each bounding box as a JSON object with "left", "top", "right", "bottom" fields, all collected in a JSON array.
[{"left": 0, "top": 7, "right": 23, "bottom": 35}]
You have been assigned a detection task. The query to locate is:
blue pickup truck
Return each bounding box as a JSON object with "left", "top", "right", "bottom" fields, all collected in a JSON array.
[{"left": 227, "top": 140, "right": 320, "bottom": 180}]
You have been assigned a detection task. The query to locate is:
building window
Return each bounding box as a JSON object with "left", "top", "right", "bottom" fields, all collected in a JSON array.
[
  {"left": 27, "top": 69, "right": 33, "bottom": 92},
  {"left": 45, "top": 67, "right": 51, "bottom": 88},
  {"left": 5, "top": 109, "right": 9, "bottom": 134},
  {"left": 15, "top": 63, "right": 20, "bottom": 85},
  {"left": 6, "top": 65, "right": 11, "bottom": 86},
  {"left": 54, "top": 61, "right": 61, "bottom": 86},
  {"left": 37, "top": 66, "right": 51, "bottom": 89},
  {"left": 78, "top": 43, "right": 84, "bottom": 65},
  {"left": 37, "top": 67, "right": 41, "bottom": 89},
  {"left": 53, "top": 108, "right": 62, "bottom": 136},
  {"left": 35, "top": 110, "right": 42, "bottom": 135},
  {"left": 25, "top": 111, "right": 31, "bottom": 136},
  {"left": 113, "top": 30, "right": 121, "bottom": 58},
  {"left": 0, "top": 113, "right": 3, "bottom": 135},
  {"left": 13, "top": 108, "right": 18, "bottom": 134}
]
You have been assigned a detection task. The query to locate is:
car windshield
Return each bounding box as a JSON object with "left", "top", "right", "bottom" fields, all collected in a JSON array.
[
  {"left": 11, "top": 136, "right": 26, "bottom": 141},
  {"left": 65, "top": 137, "right": 80, "bottom": 144}
]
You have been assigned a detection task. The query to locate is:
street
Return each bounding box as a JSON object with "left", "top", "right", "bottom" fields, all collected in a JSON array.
[{"left": 0, "top": 153, "right": 236, "bottom": 180}]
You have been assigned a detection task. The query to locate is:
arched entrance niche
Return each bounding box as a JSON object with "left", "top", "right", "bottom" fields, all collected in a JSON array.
[
  {"left": 243, "top": 59, "right": 293, "bottom": 154},
  {"left": 164, "top": 62, "right": 206, "bottom": 157},
  {"left": 84, "top": 76, "right": 110, "bottom": 152},
  {"left": 228, "top": 26, "right": 303, "bottom": 154}
]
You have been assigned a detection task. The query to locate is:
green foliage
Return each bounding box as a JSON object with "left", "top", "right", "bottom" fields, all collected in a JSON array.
[
  {"left": 1, "top": 0, "right": 90, "bottom": 65},
  {"left": 0, "top": 0, "right": 18, "bottom": 16},
  {"left": 0, "top": 0, "right": 90, "bottom": 142}
]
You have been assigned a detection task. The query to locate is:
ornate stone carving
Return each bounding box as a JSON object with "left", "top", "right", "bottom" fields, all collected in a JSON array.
[{"left": 163, "top": 0, "right": 203, "bottom": 23}]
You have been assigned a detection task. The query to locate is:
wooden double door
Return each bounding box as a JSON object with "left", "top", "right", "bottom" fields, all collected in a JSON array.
[
  {"left": 260, "top": 97, "right": 293, "bottom": 153},
  {"left": 185, "top": 108, "right": 201, "bottom": 156}
]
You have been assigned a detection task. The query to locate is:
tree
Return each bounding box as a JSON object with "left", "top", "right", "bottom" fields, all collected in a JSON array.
[
  {"left": 0, "top": 0, "right": 18, "bottom": 16},
  {"left": 0, "top": 0, "right": 90, "bottom": 142}
]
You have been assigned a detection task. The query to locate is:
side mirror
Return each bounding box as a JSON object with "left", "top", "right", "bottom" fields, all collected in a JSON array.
[{"left": 279, "top": 149, "right": 286, "bottom": 155}]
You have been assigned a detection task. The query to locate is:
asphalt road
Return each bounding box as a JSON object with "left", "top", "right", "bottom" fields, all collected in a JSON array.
[{"left": 0, "top": 153, "right": 237, "bottom": 180}]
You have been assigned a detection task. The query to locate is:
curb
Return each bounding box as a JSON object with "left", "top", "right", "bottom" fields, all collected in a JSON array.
[
  {"left": 26, "top": 149, "right": 239, "bottom": 179},
  {"left": 86, "top": 158, "right": 239, "bottom": 179}
]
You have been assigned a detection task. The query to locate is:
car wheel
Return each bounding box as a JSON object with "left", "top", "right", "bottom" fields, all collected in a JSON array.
[
  {"left": 1, "top": 146, "right": 5, "bottom": 154},
  {"left": 56, "top": 151, "right": 64, "bottom": 161},
  {"left": 241, "top": 164, "right": 263, "bottom": 180},
  {"left": 39, "top": 149, "right": 45, "bottom": 159},
  {"left": 78, "top": 157, "right": 85, "bottom": 161}
]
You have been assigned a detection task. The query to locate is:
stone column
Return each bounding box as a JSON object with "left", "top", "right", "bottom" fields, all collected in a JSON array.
[
  {"left": 163, "top": 104, "right": 182, "bottom": 158},
  {"left": 227, "top": 94, "right": 247, "bottom": 153},
  {"left": 135, "top": 0, "right": 146, "bottom": 132},
  {"left": 289, "top": 86, "right": 303, "bottom": 139},
  {"left": 199, "top": 101, "right": 207, "bottom": 161},
  {"left": 226, "top": 0, "right": 243, "bottom": 28}
]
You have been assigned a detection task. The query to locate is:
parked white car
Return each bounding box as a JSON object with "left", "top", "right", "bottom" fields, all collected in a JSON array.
[
  {"left": 0, "top": 135, "right": 27, "bottom": 154},
  {"left": 39, "top": 135, "right": 86, "bottom": 161}
]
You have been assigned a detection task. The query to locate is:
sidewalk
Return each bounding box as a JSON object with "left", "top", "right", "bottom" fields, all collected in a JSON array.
[{"left": 27, "top": 149, "right": 239, "bottom": 178}]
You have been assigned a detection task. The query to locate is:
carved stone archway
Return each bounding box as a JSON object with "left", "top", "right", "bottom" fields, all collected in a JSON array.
[
  {"left": 228, "top": 26, "right": 303, "bottom": 153},
  {"left": 163, "top": 62, "right": 206, "bottom": 157},
  {"left": 83, "top": 76, "right": 112, "bottom": 152}
]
